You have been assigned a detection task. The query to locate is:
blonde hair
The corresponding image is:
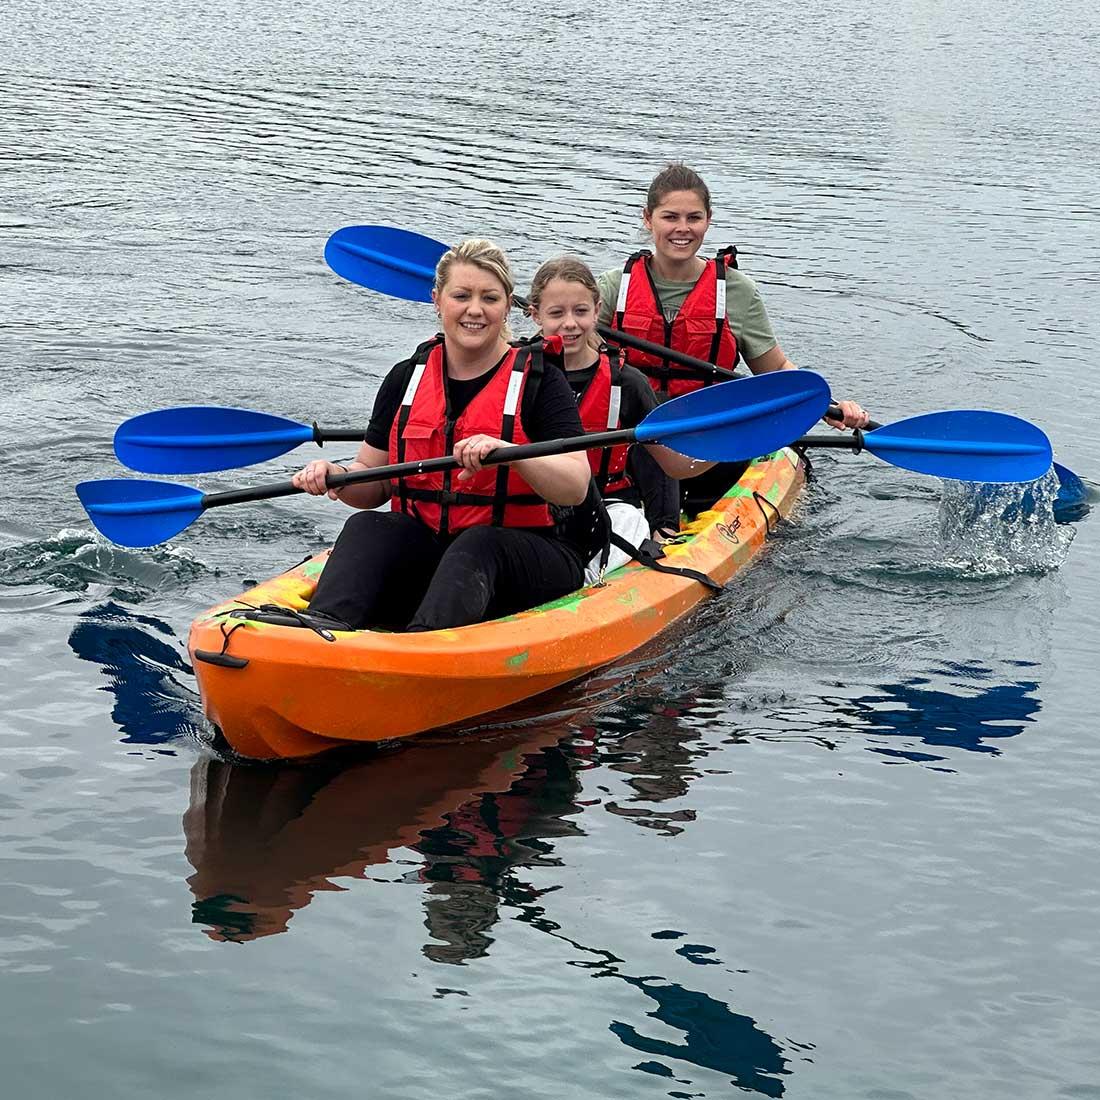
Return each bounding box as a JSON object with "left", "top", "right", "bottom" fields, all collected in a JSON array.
[
  {"left": 528, "top": 255, "right": 602, "bottom": 351},
  {"left": 435, "top": 238, "right": 514, "bottom": 340}
]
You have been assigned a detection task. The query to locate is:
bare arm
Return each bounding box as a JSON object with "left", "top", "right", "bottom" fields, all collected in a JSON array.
[
  {"left": 291, "top": 441, "right": 393, "bottom": 509},
  {"left": 643, "top": 443, "right": 715, "bottom": 481},
  {"left": 745, "top": 344, "right": 796, "bottom": 374},
  {"left": 513, "top": 450, "right": 592, "bottom": 506}
]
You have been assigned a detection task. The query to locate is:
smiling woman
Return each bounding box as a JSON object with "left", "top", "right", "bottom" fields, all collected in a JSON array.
[
  {"left": 598, "top": 162, "right": 870, "bottom": 516},
  {"left": 290, "top": 239, "right": 597, "bottom": 633}
]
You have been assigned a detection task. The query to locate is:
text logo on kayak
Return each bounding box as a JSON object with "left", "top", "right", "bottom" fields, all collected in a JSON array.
[{"left": 716, "top": 517, "right": 742, "bottom": 543}]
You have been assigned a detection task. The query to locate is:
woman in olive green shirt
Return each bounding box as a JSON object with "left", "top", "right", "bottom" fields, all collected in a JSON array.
[{"left": 597, "top": 162, "right": 869, "bottom": 517}]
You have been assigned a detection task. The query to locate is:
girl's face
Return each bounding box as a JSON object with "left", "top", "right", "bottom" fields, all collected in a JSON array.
[
  {"left": 433, "top": 262, "right": 510, "bottom": 355},
  {"left": 530, "top": 277, "right": 599, "bottom": 361},
  {"left": 643, "top": 188, "right": 711, "bottom": 263}
]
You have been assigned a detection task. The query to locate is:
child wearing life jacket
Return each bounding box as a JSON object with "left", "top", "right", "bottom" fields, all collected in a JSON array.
[{"left": 527, "top": 255, "right": 717, "bottom": 579}]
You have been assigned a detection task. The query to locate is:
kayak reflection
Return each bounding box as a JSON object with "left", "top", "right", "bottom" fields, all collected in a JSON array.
[
  {"left": 184, "top": 721, "right": 584, "bottom": 943},
  {"left": 183, "top": 668, "right": 717, "bottom": 946},
  {"left": 184, "top": 689, "right": 796, "bottom": 1096}
]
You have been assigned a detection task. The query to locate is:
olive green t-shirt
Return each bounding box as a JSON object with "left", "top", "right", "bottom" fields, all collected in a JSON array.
[{"left": 596, "top": 264, "right": 778, "bottom": 363}]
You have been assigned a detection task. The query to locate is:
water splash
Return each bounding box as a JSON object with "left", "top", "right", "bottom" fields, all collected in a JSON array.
[
  {"left": 0, "top": 527, "right": 213, "bottom": 601},
  {"left": 937, "top": 468, "right": 1074, "bottom": 576}
]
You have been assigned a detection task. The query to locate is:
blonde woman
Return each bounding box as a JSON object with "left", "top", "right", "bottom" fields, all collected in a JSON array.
[{"left": 293, "top": 240, "right": 593, "bottom": 631}]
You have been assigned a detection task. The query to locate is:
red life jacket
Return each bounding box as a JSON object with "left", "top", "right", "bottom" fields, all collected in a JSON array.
[
  {"left": 612, "top": 247, "right": 739, "bottom": 399},
  {"left": 575, "top": 346, "right": 633, "bottom": 497},
  {"left": 388, "top": 336, "right": 554, "bottom": 536}
]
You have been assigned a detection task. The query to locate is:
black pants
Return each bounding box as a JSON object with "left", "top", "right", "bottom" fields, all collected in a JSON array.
[
  {"left": 681, "top": 460, "right": 752, "bottom": 518},
  {"left": 308, "top": 510, "right": 585, "bottom": 632},
  {"left": 627, "top": 446, "right": 681, "bottom": 533}
]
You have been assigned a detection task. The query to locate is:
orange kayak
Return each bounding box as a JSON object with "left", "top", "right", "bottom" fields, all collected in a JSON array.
[{"left": 188, "top": 448, "right": 806, "bottom": 760}]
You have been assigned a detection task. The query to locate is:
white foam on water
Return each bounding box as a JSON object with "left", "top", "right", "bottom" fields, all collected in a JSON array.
[{"left": 936, "top": 468, "right": 1075, "bottom": 576}]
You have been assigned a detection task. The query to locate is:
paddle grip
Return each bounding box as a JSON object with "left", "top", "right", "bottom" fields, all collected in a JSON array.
[
  {"left": 312, "top": 425, "right": 368, "bottom": 445},
  {"left": 824, "top": 406, "right": 881, "bottom": 430}
]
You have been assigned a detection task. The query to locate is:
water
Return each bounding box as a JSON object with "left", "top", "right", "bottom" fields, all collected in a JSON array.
[{"left": 3, "top": 2, "right": 1099, "bottom": 1096}]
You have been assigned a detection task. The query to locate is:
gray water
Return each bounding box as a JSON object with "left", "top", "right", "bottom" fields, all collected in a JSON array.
[{"left": 2, "top": 2, "right": 1099, "bottom": 1097}]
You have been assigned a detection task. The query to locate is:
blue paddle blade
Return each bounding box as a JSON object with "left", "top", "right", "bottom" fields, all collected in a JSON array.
[
  {"left": 862, "top": 411, "right": 1052, "bottom": 483},
  {"left": 76, "top": 479, "right": 205, "bottom": 547},
  {"left": 634, "top": 371, "right": 832, "bottom": 461},
  {"left": 115, "top": 407, "right": 315, "bottom": 474},
  {"left": 324, "top": 225, "right": 447, "bottom": 303},
  {"left": 1053, "top": 462, "right": 1092, "bottom": 523},
  {"left": 1054, "top": 462, "right": 1088, "bottom": 504}
]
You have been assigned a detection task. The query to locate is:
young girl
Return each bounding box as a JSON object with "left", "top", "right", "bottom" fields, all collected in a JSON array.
[
  {"left": 597, "top": 162, "right": 869, "bottom": 513},
  {"left": 528, "top": 255, "right": 715, "bottom": 575},
  {"left": 293, "top": 240, "right": 594, "bottom": 631}
]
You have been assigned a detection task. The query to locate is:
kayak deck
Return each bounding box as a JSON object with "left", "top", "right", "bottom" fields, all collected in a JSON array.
[{"left": 188, "top": 448, "right": 805, "bottom": 760}]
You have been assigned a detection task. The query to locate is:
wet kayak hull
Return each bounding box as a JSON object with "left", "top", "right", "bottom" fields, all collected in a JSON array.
[{"left": 188, "top": 448, "right": 805, "bottom": 760}]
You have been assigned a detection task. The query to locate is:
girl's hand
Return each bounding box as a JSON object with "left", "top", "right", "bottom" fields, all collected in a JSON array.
[
  {"left": 825, "top": 399, "right": 871, "bottom": 430},
  {"left": 454, "top": 435, "right": 510, "bottom": 480},
  {"left": 292, "top": 459, "right": 346, "bottom": 499}
]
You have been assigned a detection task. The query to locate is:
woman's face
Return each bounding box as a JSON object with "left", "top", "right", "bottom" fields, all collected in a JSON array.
[
  {"left": 530, "top": 277, "right": 599, "bottom": 359},
  {"left": 433, "top": 262, "right": 510, "bottom": 355},
  {"left": 643, "top": 188, "right": 712, "bottom": 263}
]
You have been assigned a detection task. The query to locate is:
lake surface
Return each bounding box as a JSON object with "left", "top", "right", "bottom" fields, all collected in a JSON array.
[{"left": 2, "top": 2, "right": 1099, "bottom": 1097}]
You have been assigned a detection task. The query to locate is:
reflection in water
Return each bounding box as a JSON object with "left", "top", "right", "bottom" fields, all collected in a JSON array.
[
  {"left": 183, "top": 726, "right": 579, "bottom": 943},
  {"left": 611, "top": 974, "right": 789, "bottom": 1098},
  {"left": 599, "top": 703, "right": 710, "bottom": 836},
  {"left": 852, "top": 661, "right": 1041, "bottom": 764},
  {"left": 67, "top": 600, "right": 200, "bottom": 746},
  {"left": 183, "top": 696, "right": 795, "bottom": 1095},
  {"left": 417, "top": 742, "right": 586, "bottom": 963}
]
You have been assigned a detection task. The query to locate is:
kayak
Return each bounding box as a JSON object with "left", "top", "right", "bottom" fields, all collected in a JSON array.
[{"left": 188, "top": 447, "right": 806, "bottom": 760}]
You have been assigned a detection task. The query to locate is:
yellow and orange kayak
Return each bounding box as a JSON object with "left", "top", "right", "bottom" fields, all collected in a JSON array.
[{"left": 188, "top": 448, "right": 805, "bottom": 760}]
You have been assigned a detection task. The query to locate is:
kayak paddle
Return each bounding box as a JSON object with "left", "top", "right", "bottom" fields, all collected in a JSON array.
[
  {"left": 114, "top": 404, "right": 1053, "bottom": 485},
  {"left": 78, "top": 370, "right": 831, "bottom": 547},
  {"left": 325, "top": 223, "right": 1086, "bottom": 493},
  {"left": 799, "top": 411, "right": 1052, "bottom": 483},
  {"left": 1052, "top": 462, "right": 1092, "bottom": 521},
  {"left": 115, "top": 407, "right": 365, "bottom": 475},
  {"left": 325, "top": 225, "right": 742, "bottom": 384}
]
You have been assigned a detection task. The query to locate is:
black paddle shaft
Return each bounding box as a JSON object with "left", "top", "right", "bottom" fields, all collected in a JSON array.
[
  {"left": 312, "top": 424, "right": 368, "bottom": 444},
  {"left": 511, "top": 291, "right": 740, "bottom": 382},
  {"left": 794, "top": 424, "right": 882, "bottom": 452},
  {"left": 513, "top": 293, "right": 850, "bottom": 426},
  {"left": 199, "top": 429, "right": 636, "bottom": 511}
]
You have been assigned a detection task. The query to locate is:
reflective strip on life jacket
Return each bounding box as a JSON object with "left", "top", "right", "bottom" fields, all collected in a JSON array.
[
  {"left": 388, "top": 338, "right": 553, "bottom": 535},
  {"left": 612, "top": 248, "right": 739, "bottom": 399},
  {"left": 576, "top": 347, "right": 632, "bottom": 497}
]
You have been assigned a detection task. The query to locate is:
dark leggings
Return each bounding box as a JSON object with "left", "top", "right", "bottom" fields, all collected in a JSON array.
[
  {"left": 308, "top": 510, "right": 585, "bottom": 632},
  {"left": 681, "top": 460, "right": 752, "bottom": 518}
]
